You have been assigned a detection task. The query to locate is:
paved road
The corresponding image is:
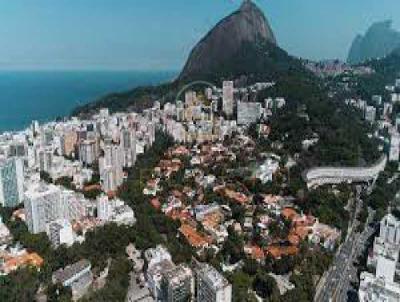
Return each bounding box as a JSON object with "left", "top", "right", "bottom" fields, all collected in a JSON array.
[
  {"left": 334, "top": 211, "right": 375, "bottom": 302},
  {"left": 314, "top": 187, "right": 375, "bottom": 302}
]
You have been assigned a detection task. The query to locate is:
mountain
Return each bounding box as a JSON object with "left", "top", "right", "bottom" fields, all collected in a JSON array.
[
  {"left": 347, "top": 20, "right": 400, "bottom": 64},
  {"left": 73, "top": 0, "right": 309, "bottom": 116},
  {"left": 347, "top": 35, "right": 363, "bottom": 64},
  {"left": 179, "top": 0, "right": 277, "bottom": 81},
  {"left": 355, "top": 46, "right": 400, "bottom": 99}
]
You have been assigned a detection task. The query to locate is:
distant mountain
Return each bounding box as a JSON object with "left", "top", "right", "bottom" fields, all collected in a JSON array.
[
  {"left": 355, "top": 46, "right": 400, "bottom": 99},
  {"left": 179, "top": 0, "right": 277, "bottom": 81},
  {"left": 347, "top": 20, "right": 400, "bottom": 64}
]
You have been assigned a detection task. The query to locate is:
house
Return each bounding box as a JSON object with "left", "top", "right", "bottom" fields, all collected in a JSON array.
[
  {"left": 179, "top": 224, "right": 212, "bottom": 250},
  {"left": 265, "top": 246, "right": 299, "bottom": 259},
  {"left": 281, "top": 208, "right": 299, "bottom": 221},
  {"left": 244, "top": 245, "right": 265, "bottom": 262},
  {"left": 1, "top": 251, "right": 44, "bottom": 275}
]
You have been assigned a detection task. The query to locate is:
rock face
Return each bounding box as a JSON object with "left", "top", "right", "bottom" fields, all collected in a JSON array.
[
  {"left": 179, "top": 0, "right": 277, "bottom": 81},
  {"left": 347, "top": 20, "right": 400, "bottom": 64}
]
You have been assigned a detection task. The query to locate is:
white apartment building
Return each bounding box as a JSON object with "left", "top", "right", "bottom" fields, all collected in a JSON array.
[
  {"left": 46, "top": 219, "right": 74, "bottom": 248},
  {"left": 38, "top": 147, "right": 53, "bottom": 173},
  {"left": 96, "top": 195, "right": 110, "bottom": 221},
  {"left": 360, "top": 212, "right": 400, "bottom": 301},
  {"left": 380, "top": 213, "right": 400, "bottom": 245},
  {"left": 24, "top": 183, "right": 62, "bottom": 234},
  {"left": 99, "top": 144, "right": 124, "bottom": 193},
  {"left": 61, "top": 190, "right": 90, "bottom": 222},
  {"left": 161, "top": 264, "right": 194, "bottom": 302},
  {"left": 120, "top": 128, "right": 137, "bottom": 168},
  {"left": 384, "top": 102, "right": 393, "bottom": 118},
  {"left": 96, "top": 195, "right": 135, "bottom": 225},
  {"left": 389, "top": 131, "right": 400, "bottom": 162},
  {"left": 365, "top": 105, "right": 377, "bottom": 123},
  {"left": 237, "top": 101, "right": 262, "bottom": 125},
  {"left": 145, "top": 245, "right": 173, "bottom": 269},
  {"left": 196, "top": 263, "right": 232, "bottom": 302},
  {"left": 359, "top": 251, "right": 400, "bottom": 301},
  {"left": 368, "top": 213, "right": 400, "bottom": 269},
  {"left": 79, "top": 140, "right": 97, "bottom": 166},
  {"left": 222, "top": 81, "right": 234, "bottom": 117}
]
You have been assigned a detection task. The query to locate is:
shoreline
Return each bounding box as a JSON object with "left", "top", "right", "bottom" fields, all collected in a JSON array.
[{"left": 0, "top": 70, "right": 177, "bottom": 134}]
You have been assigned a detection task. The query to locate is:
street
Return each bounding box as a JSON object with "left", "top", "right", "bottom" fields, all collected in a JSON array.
[{"left": 314, "top": 187, "right": 375, "bottom": 302}]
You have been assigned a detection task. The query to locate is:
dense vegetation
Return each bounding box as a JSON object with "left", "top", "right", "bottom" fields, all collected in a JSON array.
[
  {"left": 354, "top": 48, "right": 400, "bottom": 99},
  {"left": 365, "top": 162, "right": 400, "bottom": 220},
  {"left": 72, "top": 82, "right": 178, "bottom": 117},
  {"left": 181, "top": 41, "right": 310, "bottom": 84},
  {"left": 261, "top": 69, "right": 381, "bottom": 167},
  {"left": 225, "top": 244, "right": 332, "bottom": 302}
]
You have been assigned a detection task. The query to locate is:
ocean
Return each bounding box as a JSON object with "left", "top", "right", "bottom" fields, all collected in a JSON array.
[{"left": 0, "top": 70, "right": 176, "bottom": 133}]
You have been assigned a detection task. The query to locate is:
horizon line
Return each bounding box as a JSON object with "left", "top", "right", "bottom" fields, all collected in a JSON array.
[{"left": 0, "top": 68, "right": 179, "bottom": 73}]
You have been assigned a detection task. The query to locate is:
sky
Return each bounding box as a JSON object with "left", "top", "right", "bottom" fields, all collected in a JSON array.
[{"left": 0, "top": 0, "right": 399, "bottom": 71}]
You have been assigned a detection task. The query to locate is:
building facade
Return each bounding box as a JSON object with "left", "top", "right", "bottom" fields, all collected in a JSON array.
[
  {"left": 0, "top": 158, "right": 24, "bottom": 207},
  {"left": 46, "top": 219, "right": 74, "bottom": 248},
  {"left": 161, "top": 264, "right": 194, "bottom": 302},
  {"left": 196, "top": 263, "right": 232, "bottom": 302},
  {"left": 222, "top": 81, "right": 234, "bottom": 117},
  {"left": 24, "top": 184, "right": 62, "bottom": 234}
]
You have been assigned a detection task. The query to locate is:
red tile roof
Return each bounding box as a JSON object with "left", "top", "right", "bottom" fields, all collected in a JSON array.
[{"left": 179, "top": 224, "right": 212, "bottom": 248}]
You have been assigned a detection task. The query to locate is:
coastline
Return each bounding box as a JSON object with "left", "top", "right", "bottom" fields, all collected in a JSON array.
[{"left": 0, "top": 70, "right": 176, "bottom": 133}]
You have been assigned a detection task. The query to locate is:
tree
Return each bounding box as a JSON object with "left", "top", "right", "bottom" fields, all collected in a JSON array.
[
  {"left": 253, "top": 272, "right": 279, "bottom": 299},
  {"left": 243, "top": 258, "right": 259, "bottom": 276},
  {"left": 82, "top": 257, "right": 132, "bottom": 302},
  {"left": 47, "top": 283, "right": 72, "bottom": 302},
  {"left": 229, "top": 271, "right": 254, "bottom": 302},
  {"left": 0, "top": 268, "right": 40, "bottom": 302}
]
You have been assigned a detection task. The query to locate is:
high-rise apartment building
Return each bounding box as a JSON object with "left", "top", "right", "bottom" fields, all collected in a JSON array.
[
  {"left": 79, "top": 140, "right": 98, "bottom": 166},
  {"left": 38, "top": 148, "right": 53, "bottom": 173},
  {"left": 99, "top": 144, "right": 124, "bottom": 193},
  {"left": 185, "top": 91, "right": 197, "bottom": 107},
  {"left": 389, "top": 131, "right": 400, "bottom": 162},
  {"left": 161, "top": 264, "right": 194, "bottom": 302},
  {"left": 61, "top": 131, "right": 78, "bottom": 157},
  {"left": 359, "top": 250, "right": 400, "bottom": 301},
  {"left": 222, "top": 81, "right": 234, "bottom": 117},
  {"left": 61, "top": 190, "right": 89, "bottom": 222},
  {"left": 8, "top": 142, "right": 27, "bottom": 158},
  {"left": 237, "top": 101, "right": 262, "bottom": 125},
  {"left": 0, "top": 158, "right": 24, "bottom": 207},
  {"left": 365, "top": 105, "right": 376, "bottom": 123},
  {"left": 96, "top": 195, "right": 110, "bottom": 221},
  {"left": 360, "top": 212, "right": 400, "bottom": 301},
  {"left": 380, "top": 213, "right": 400, "bottom": 245},
  {"left": 46, "top": 219, "right": 74, "bottom": 248},
  {"left": 120, "top": 128, "right": 137, "bottom": 168},
  {"left": 24, "top": 184, "right": 62, "bottom": 234},
  {"left": 196, "top": 263, "right": 232, "bottom": 302}
]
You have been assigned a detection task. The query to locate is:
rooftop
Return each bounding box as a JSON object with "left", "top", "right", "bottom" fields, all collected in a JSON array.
[
  {"left": 52, "top": 259, "right": 91, "bottom": 284},
  {"left": 162, "top": 264, "right": 192, "bottom": 286},
  {"left": 197, "top": 263, "right": 230, "bottom": 290},
  {"left": 179, "top": 223, "right": 212, "bottom": 248},
  {"left": 1, "top": 252, "right": 44, "bottom": 274}
]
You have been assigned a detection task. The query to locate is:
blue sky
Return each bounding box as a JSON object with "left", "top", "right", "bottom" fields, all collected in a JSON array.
[{"left": 0, "top": 0, "right": 399, "bottom": 70}]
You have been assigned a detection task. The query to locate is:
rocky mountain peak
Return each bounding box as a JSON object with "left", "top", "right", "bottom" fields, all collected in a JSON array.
[{"left": 179, "top": 0, "right": 277, "bottom": 81}]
